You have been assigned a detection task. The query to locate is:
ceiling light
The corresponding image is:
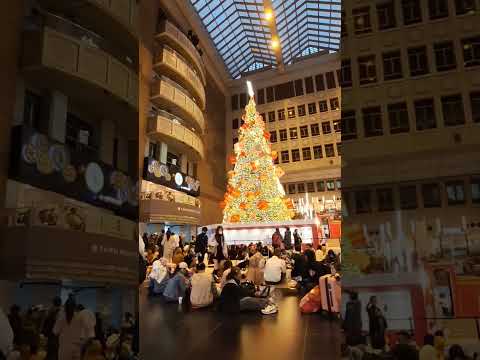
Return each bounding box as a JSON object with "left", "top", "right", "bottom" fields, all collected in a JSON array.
[
  {"left": 265, "top": 9, "right": 273, "bottom": 21},
  {"left": 271, "top": 38, "right": 279, "bottom": 49}
]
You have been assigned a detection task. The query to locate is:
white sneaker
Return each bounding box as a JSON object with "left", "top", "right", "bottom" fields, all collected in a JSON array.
[{"left": 261, "top": 304, "right": 278, "bottom": 315}]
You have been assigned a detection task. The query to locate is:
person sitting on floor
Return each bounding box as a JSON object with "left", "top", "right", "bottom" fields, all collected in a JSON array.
[
  {"left": 219, "top": 260, "right": 233, "bottom": 290},
  {"left": 172, "top": 247, "right": 184, "bottom": 265},
  {"left": 148, "top": 258, "right": 170, "bottom": 296},
  {"left": 246, "top": 243, "right": 266, "bottom": 286},
  {"left": 264, "top": 248, "right": 286, "bottom": 285},
  {"left": 217, "top": 267, "right": 277, "bottom": 315},
  {"left": 163, "top": 262, "right": 189, "bottom": 303},
  {"left": 190, "top": 263, "right": 216, "bottom": 309}
]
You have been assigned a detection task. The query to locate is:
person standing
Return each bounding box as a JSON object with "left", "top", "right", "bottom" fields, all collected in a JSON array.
[
  {"left": 212, "top": 226, "right": 228, "bottom": 271},
  {"left": 293, "top": 229, "right": 302, "bottom": 252},
  {"left": 419, "top": 334, "right": 436, "bottom": 360},
  {"left": 283, "top": 227, "right": 292, "bottom": 250},
  {"left": 366, "top": 296, "right": 379, "bottom": 346},
  {"left": 343, "top": 292, "right": 363, "bottom": 346},
  {"left": 42, "top": 296, "right": 62, "bottom": 360},
  {"left": 271, "top": 228, "right": 283, "bottom": 249},
  {"left": 371, "top": 307, "right": 388, "bottom": 351},
  {"left": 161, "top": 230, "right": 176, "bottom": 263},
  {"left": 195, "top": 227, "right": 209, "bottom": 260}
]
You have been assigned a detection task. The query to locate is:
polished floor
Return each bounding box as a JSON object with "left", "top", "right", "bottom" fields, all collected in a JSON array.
[{"left": 139, "top": 286, "right": 341, "bottom": 360}]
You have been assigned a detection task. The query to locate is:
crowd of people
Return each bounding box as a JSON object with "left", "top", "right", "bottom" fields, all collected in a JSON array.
[
  {"left": 140, "top": 225, "right": 340, "bottom": 317},
  {"left": 0, "top": 296, "right": 138, "bottom": 360},
  {"left": 342, "top": 293, "right": 478, "bottom": 360}
]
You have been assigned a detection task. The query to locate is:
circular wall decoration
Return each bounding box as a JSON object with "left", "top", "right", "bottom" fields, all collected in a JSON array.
[
  {"left": 22, "top": 144, "right": 36, "bottom": 164},
  {"left": 31, "top": 133, "right": 49, "bottom": 152},
  {"left": 36, "top": 151, "right": 54, "bottom": 175},
  {"left": 175, "top": 172, "right": 183, "bottom": 186},
  {"left": 85, "top": 162, "right": 104, "bottom": 194},
  {"left": 159, "top": 164, "right": 169, "bottom": 177},
  {"left": 49, "top": 144, "right": 69, "bottom": 171},
  {"left": 63, "top": 165, "right": 77, "bottom": 183}
]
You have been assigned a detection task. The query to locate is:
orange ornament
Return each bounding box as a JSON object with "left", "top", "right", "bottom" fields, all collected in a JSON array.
[
  {"left": 239, "top": 202, "right": 247, "bottom": 210},
  {"left": 229, "top": 155, "right": 236, "bottom": 164},
  {"left": 250, "top": 162, "right": 257, "bottom": 171},
  {"left": 271, "top": 151, "right": 278, "bottom": 160},
  {"left": 231, "top": 190, "right": 241, "bottom": 198},
  {"left": 219, "top": 201, "right": 227, "bottom": 209},
  {"left": 254, "top": 190, "right": 261, "bottom": 197},
  {"left": 230, "top": 215, "right": 240, "bottom": 223},
  {"left": 240, "top": 151, "right": 246, "bottom": 158},
  {"left": 257, "top": 200, "right": 268, "bottom": 210},
  {"left": 263, "top": 131, "right": 271, "bottom": 140}
]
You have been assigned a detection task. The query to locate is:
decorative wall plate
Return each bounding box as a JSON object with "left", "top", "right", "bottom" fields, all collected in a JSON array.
[
  {"left": 165, "top": 173, "right": 171, "bottom": 181},
  {"left": 22, "top": 144, "right": 36, "bottom": 164},
  {"left": 36, "top": 151, "right": 54, "bottom": 175},
  {"left": 31, "top": 133, "right": 49, "bottom": 152},
  {"left": 159, "top": 164, "right": 169, "bottom": 176},
  {"left": 49, "top": 144, "right": 69, "bottom": 171},
  {"left": 63, "top": 165, "right": 77, "bottom": 183},
  {"left": 85, "top": 162, "right": 104, "bottom": 193}
]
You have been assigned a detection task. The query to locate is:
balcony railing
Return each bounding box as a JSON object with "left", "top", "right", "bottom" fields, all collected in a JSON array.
[{"left": 9, "top": 125, "right": 138, "bottom": 221}]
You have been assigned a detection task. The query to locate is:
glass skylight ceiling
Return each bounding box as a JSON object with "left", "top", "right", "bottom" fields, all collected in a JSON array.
[
  {"left": 273, "top": 0, "right": 341, "bottom": 65},
  {"left": 190, "top": 0, "right": 341, "bottom": 79}
]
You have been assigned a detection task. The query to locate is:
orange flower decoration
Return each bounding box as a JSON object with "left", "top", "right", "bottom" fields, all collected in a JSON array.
[
  {"left": 230, "top": 215, "right": 240, "bottom": 223},
  {"left": 231, "top": 190, "right": 241, "bottom": 198},
  {"left": 263, "top": 131, "right": 271, "bottom": 140},
  {"left": 271, "top": 151, "right": 278, "bottom": 160},
  {"left": 250, "top": 162, "right": 257, "bottom": 171},
  {"left": 240, "top": 151, "right": 246, "bottom": 158},
  {"left": 219, "top": 201, "right": 227, "bottom": 209},
  {"left": 229, "top": 155, "right": 237, "bottom": 165},
  {"left": 257, "top": 200, "right": 269, "bottom": 210},
  {"left": 254, "top": 191, "right": 261, "bottom": 197},
  {"left": 239, "top": 202, "right": 247, "bottom": 210}
]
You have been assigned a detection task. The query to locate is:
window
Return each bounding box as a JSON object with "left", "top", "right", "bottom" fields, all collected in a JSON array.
[
  {"left": 415, "top": 98, "right": 437, "bottom": 130},
  {"left": 325, "top": 180, "right": 335, "bottom": 191},
  {"left": 279, "top": 129, "right": 288, "bottom": 141},
  {"left": 305, "top": 77, "right": 315, "bottom": 93},
  {"left": 462, "top": 36, "right": 480, "bottom": 67},
  {"left": 317, "top": 181, "right": 325, "bottom": 192},
  {"left": 442, "top": 94, "right": 465, "bottom": 126},
  {"left": 231, "top": 94, "right": 239, "bottom": 110},
  {"left": 408, "top": 46, "right": 429, "bottom": 76},
  {"left": 298, "top": 104, "right": 306, "bottom": 117},
  {"left": 66, "top": 113, "right": 96, "bottom": 150},
  {"left": 377, "top": 188, "right": 394, "bottom": 211},
  {"left": 330, "top": 98, "right": 340, "bottom": 111},
  {"left": 268, "top": 111, "right": 275, "bottom": 122},
  {"left": 307, "top": 182, "right": 315, "bottom": 193},
  {"left": 270, "top": 131, "right": 278, "bottom": 143},
  {"left": 358, "top": 55, "right": 377, "bottom": 85},
  {"left": 333, "top": 120, "right": 341, "bottom": 133},
  {"left": 455, "top": 0, "right": 476, "bottom": 15},
  {"left": 302, "top": 147, "right": 312, "bottom": 160},
  {"left": 388, "top": 102, "right": 410, "bottom": 133},
  {"left": 23, "top": 90, "right": 43, "bottom": 131},
  {"left": 313, "top": 145, "right": 323, "bottom": 159},
  {"left": 429, "top": 0, "right": 449, "bottom": 19},
  {"left": 353, "top": 7, "right": 372, "bottom": 34},
  {"left": 274, "top": 82, "right": 295, "bottom": 101},
  {"left": 311, "top": 123, "right": 320, "bottom": 136},
  {"left": 294, "top": 79, "right": 304, "bottom": 96},
  {"left": 325, "top": 144, "right": 335, "bottom": 157},
  {"left": 232, "top": 118, "right": 239, "bottom": 129},
  {"left": 278, "top": 109, "right": 286, "bottom": 121},
  {"left": 399, "top": 185, "right": 418, "bottom": 209},
  {"left": 281, "top": 150, "right": 290, "bottom": 163},
  {"left": 308, "top": 102, "right": 317, "bottom": 114},
  {"left": 363, "top": 106, "right": 383, "bottom": 137},
  {"left": 166, "top": 151, "right": 179, "bottom": 167},
  {"left": 326, "top": 72, "right": 336, "bottom": 89},
  {"left": 402, "top": 0, "right": 422, "bottom": 25},
  {"left": 336, "top": 179, "right": 342, "bottom": 189},
  {"left": 339, "top": 59, "right": 352, "bottom": 87},
  {"left": 299, "top": 125, "right": 309, "bottom": 138},
  {"left": 288, "top": 184, "right": 296, "bottom": 194},
  {"left": 292, "top": 149, "right": 300, "bottom": 162},
  {"left": 315, "top": 74, "right": 325, "bottom": 91},
  {"left": 322, "top": 121, "right": 332, "bottom": 134},
  {"left": 342, "top": 110, "right": 357, "bottom": 140},
  {"left": 355, "top": 190, "right": 371, "bottom": 213},
  {"left": 266, "top": 87, "right": 274, "bottom": 102},
  {"left": 148, "top": 141, "right": 158, "bottom": 159},
  {"left": 319, "top": 100, "right": 328, "bottom": 112},
  {"left": 471, "top": 177, "right": 480, "bottom": 203},
  {"left": 383, "top": 51, "right": 403, "bottom": 80},
  {"left": 422, "top": 183, "right": 441, "bottom": 207},
  {"left": 274, "top": 157, "right": 279, "bottom": 165},
  {"left": 298, "top": 183, "right": 306, "bottom": 193},
  {"left": 287, "top": 107, "right": 295, "bottom": 118},
  {"left": 434, "top": 41, "right": 456, "bottom": 71},
  {"left": 377, "top": 1, "right": 396, "bottom": 30},
  {"left": 446, "top": 180, "right": 465, "bottom": 205},
  {"left": 341, "top": 11, "right": 347, "bottom": 37},
  {"left": 289, "top": 127, "right": 298, "bottom": 140},
  {"left": 471, "top": 92, "right": 480, "bottom": 122},
  {"left": 239, "top": 93, "right": 247, "bottom": 108},
  {"left": 257, "top": 89, "right": 265, "bottom": 105},
  {"left": 260, "top": 113, "right": 265, "bottom": 122},
  {"left": 336, "top": 143, "right": 342, "bottom": 156}
]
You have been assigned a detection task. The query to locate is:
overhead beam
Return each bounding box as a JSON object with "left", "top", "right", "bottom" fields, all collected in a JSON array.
[{"left": 263, "top": 0, "right": 284, "bottom": 72}]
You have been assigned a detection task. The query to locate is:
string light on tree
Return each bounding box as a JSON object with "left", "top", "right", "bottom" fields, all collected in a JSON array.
[{"left": 221, "top": 81, "right": 294, "bottom": 224}]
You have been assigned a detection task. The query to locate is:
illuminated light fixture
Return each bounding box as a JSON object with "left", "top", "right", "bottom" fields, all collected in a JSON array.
[
  {"left": 175, "top": 172, "right": 184, "bottom": 186},
  {"left": 265, "top": 9, "right": 273, "bottom": 21},
  {"left": 271, "top": 38, "right": 279, "bottom": 49},
  {"left": 246, "top": 80, "right": 254, "bottom": 98}
]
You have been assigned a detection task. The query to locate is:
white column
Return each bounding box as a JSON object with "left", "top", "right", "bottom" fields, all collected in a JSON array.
[{"left": 48, "top": 90, "right": 68, "bottom": 143}]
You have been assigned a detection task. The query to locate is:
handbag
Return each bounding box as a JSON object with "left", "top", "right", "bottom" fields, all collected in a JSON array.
[{"left": 240, "top": 281, "right": 256, "bottom": 297}]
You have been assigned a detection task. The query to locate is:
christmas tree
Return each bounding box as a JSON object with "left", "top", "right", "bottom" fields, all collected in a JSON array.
[{"left": 221, "top": 88, "right": 294, "bottom": 224}]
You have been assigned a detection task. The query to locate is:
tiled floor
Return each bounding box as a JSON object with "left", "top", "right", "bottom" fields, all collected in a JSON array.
[{"left": 139, "top": 286, "right": 341, "bottom": 360}]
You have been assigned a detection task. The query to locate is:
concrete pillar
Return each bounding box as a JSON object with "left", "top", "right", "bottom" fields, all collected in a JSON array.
[
  {"left": 180, "top": 153, "right": 188, "bottom": 173},
  {"left": 48, "top": 90, "right": 68, "bottom": 143},
  {"left": 100, "top": 119, "right": 115, "bottom": 166},
  {"left": 159, "top": 142, "right": 168, "bottom": 164}
]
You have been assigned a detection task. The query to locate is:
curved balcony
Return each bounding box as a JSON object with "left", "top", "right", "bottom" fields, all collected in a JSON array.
[
  {"left": 156, "top": 20, "right": 206, "bottom": 86},
  {"left": 147, "top": 110, "right": 205, "bottom": 160},
  {"left": 153, "top": 46, "right": 206, "bottom": 110},
  {"left": 150, "top": 76, "right": 205, "bottom": 133},
  {"left": 22, "top": 15, "right": 138, "bottom": 111}
]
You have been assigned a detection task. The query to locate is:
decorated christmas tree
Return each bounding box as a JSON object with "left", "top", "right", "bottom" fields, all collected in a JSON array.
[{"left": 221, "top": 83, "right": 294, "bottom": 224}]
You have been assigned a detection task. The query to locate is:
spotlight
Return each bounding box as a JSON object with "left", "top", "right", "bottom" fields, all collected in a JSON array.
[
  {"left": 265, "top": 9, "right": 273, "bottom": 21},
  {"left": 271, "top": 38, "right": 279, "bottom": 49}
]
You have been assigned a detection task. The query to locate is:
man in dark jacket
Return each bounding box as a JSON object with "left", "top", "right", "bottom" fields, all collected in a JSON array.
[
  {"left": 283, "top": 227, "right": 292, "bottom": 250},
  {"left": 195, "top": 227, "right": 209, "bottom": 260},
  {"left": 343, "top": 292, "right": 363, "bottom": 346}
]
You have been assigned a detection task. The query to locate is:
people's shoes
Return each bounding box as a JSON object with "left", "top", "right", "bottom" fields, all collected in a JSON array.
[{"left": 261, "top": 304, "right": 278, "bottom": 315}]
